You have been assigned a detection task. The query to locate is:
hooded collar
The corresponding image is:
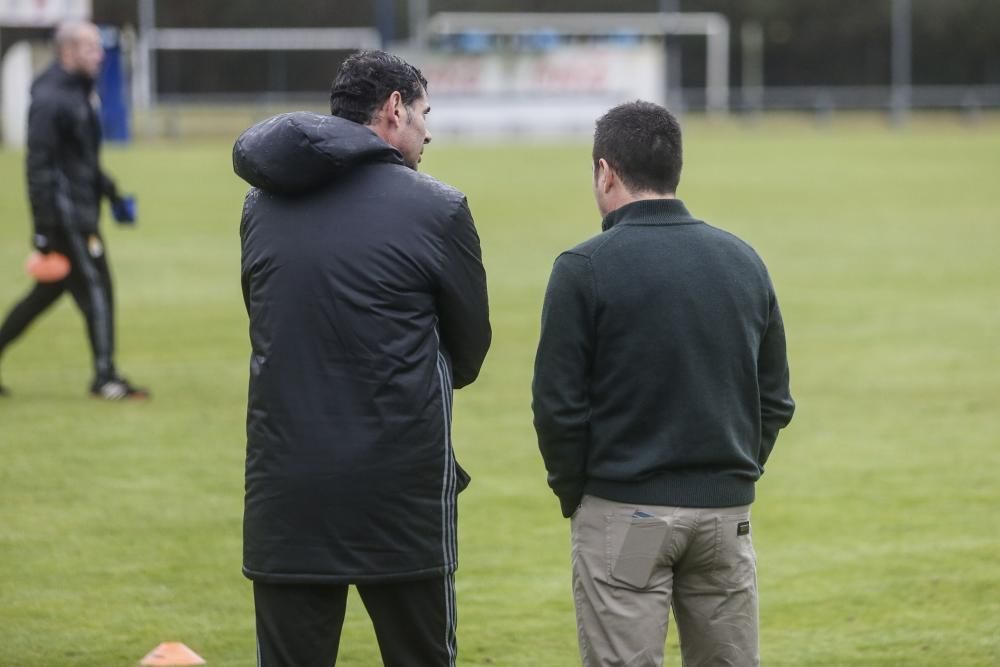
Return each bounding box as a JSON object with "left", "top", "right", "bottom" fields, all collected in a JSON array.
[
  {"left": 601, "top": 198, "right": 700, "bottom": 232},
  {"left": 232, "top": 112, "right": 404, "bottom": 195}
]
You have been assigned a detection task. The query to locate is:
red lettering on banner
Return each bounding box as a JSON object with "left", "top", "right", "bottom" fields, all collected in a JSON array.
[
  {"left": 424, "top": 62, "right": 484, "bottom": 94},
  {"left": 532, "top": 61, "right": 609, "bottom": 93}
]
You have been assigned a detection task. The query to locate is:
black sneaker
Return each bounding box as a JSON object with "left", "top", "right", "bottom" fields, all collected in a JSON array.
[{"left": 90, "top": 376, "right": 150, "bottom": 401}]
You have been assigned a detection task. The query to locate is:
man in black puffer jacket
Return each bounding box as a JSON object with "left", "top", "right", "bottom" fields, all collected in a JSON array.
[
  {"left": 234, "top": 51, "right": 491, "bottom": 666},
  {"left": 0, "top": 21, "right": 146, "bottom": 399}
]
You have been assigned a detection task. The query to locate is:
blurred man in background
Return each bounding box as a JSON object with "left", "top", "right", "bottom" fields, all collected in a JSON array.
[
  {"left": 235, "top": 50, "right": 490, "bottom": 666},
  {"left": 533, "top": 101, "right": 795, "bottom": 666},
  {"left": 0, "top": 21, "right": 147, "bottom": 400}
]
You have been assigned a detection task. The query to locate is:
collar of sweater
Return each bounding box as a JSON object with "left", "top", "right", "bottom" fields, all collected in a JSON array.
[
  {"left": 601, "top": 198, "right": 699, "bottom": 232},
  {"left": 53, "top": 63, "right": 96, "bottom": 94}
]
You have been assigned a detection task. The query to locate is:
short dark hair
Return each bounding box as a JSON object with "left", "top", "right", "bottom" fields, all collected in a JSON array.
[
  {"left": 592, "top": 101, "right": 683, "bottom": 194},
  {"left": 330, "top": 50, "right": 429, "bottom": 124}
]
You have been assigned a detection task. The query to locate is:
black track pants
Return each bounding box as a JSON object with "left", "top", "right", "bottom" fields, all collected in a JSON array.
[
  {"left": 0, "top": 231, "right": 115, "bottom": 381},
  {"left": 253, "top": 575, "right": 457, "bottom": 667}
]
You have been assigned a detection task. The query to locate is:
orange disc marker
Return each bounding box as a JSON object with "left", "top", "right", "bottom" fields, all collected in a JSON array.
[
  {"left": 139, "top": 642, "right": 207, "bottom": 666},
  {"left": 25, "top": 251, "right": 71, "bottom": 283}
]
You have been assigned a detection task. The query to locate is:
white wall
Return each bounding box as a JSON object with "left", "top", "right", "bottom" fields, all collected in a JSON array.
[{"left": 2, "top": 41, "right": 33, "bottom": 149}]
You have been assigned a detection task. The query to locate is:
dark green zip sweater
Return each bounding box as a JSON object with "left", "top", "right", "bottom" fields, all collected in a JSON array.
[{"left": 532, "top": 198, "right": 795, "bottom": 517}]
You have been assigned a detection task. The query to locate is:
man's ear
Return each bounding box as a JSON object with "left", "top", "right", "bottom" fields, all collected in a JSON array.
[
  {"left": 597, "top": 158, "right": 615, "bottom": 194},
  {"left": 372, "top": 91, "right": 404, "bottom": 129},
  {"left": 385, "top": 91, "right": 404, "bottom": 128}
]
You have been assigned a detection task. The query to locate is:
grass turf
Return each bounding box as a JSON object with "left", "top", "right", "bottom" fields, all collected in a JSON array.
[{"left": 1, "top": 114, "right": 999, "bottom": 665}]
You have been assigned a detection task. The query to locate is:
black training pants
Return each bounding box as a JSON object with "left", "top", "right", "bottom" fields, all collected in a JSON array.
[
  {"left": 253, "top": 575, "right": 457, "bottom": 667},
  {"left": 0, "top": 231, "right": 115, "bottom": 381}
]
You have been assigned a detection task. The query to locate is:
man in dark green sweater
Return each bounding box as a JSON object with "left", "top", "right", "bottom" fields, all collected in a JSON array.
[{"left": 532, "top": 101, "right": 794, "bottom": 666}]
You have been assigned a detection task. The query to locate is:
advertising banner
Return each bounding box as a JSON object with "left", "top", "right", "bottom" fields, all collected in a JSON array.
[{"left": 399, "top": 44, "right": 666, "bottom": 137}]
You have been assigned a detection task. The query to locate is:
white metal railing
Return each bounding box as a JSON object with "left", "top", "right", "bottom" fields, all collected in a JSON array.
[
  {"left": 148, "top": 28, "right": 380, "bottom": 51},
  {"left": 135, "top": 22, "right": 380, "bottom": 109}
]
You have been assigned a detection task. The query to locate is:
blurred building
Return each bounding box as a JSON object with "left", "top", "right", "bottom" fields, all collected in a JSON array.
[
  {"left": 78, "top": 0, "right": 1000, "bottom": 102},
  {"left": 2, "top": 0, "right": 998, "bottom": 140}
]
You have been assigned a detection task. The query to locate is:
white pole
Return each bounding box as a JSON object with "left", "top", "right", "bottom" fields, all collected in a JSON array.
[
  {"left": 740, "top": 20, "right": 764, "bottom": 113},
  {"left": 890, "top": 0, "right": 912, "bottom": 126},
  {"left": 705, "top": 15, "right": 729, "bottom": 114},
  {"left": 136, "top": 0, "right": 156, "bottom": 109},
  {"left": 659, "top": 0, "right": 684, "bottom": 113},
  {"left": 409, "top": 0, "right": 429, "bottom": 48}
]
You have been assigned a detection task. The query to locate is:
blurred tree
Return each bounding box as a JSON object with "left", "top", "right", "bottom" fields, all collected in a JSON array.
[
  {"left": 912, "top": 0, "right": 1000, "bottom": 84},
  {"left": 89, "top": 0, "right": 1000, "bottom": 95}
]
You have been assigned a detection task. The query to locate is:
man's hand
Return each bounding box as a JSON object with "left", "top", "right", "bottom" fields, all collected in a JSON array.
[{"left": 111, "top": 195, "right": 136, "bottom": 224}]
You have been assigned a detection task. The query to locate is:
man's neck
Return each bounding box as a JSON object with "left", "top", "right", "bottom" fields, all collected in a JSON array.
[
  {"left": 603, "top": 190, "right": 675, "bottom": 217},
  {"left": 625, "top": 191, "right": 676, "bottom": 204}
]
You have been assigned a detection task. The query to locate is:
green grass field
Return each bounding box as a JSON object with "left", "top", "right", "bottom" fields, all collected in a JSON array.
[{"left": 1, "top": 114, "right": 999, "bottom": 666}]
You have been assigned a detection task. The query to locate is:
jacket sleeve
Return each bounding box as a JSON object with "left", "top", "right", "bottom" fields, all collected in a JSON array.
[
  {"left": 25, "top": 96, "right": 68, "bottom": 240},
  {"left": 239, "top": 192, "right": 253, "bottom": 315},
  {"left": 436, "top": 198, "right": 491, "bottom": 389},
  {"left": 99, "top": 169, "right": 119, "bottom": 201},
  {"left": 532, "top": 252, "right": 595, "bottom": 518},
  {"left": 757, "top": 286, "right": 795, "bottom": 468}
]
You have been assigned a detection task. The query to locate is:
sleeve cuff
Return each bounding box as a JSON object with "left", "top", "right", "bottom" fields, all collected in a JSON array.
[{"left": 559, "top": 492, "right": 583, "bottom": 519}]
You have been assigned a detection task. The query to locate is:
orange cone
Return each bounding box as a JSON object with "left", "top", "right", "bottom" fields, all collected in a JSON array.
[{"left": 139, "top": 642, "right": 206, "bottom": 666}]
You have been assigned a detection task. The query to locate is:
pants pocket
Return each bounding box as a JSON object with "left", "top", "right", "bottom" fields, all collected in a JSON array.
[
  {"left": 714, "top": 510, "right": 756, "bottom": 587},
  {"left": 606, "top": 514, "right": 670, "bottom": 590}
]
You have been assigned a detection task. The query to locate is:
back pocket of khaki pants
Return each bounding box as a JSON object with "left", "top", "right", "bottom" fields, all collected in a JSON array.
[
  {"left": 607, "top": 516, "right": 670, "bottom": 589},
  {"left": 716, "top": 514, "right": 756, "bottom": 585}
]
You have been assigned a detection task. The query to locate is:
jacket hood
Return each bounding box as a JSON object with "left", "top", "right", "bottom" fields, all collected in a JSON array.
[{"left": 233, "top": 112, "right": 404, "bottom": 195}]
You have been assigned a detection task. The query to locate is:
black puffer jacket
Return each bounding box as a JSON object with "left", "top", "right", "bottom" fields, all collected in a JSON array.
[
  {"left": 234, "top": 112, "right": 491, "bottom": 583},
  {"left": 26, "top": 63, "right": 116, "bottom": 238}
]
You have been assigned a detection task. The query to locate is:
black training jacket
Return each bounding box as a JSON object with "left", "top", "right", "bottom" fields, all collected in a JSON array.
[
  {"left": 26, "top": 63, "right": 116, "bottom": 238},
  {"left": 234, "top": 112, "right": 491, "bottom": 583}
]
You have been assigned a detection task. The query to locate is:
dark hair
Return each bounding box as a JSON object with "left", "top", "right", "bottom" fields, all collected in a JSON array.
[
  {"left": 592, "top": 101, "right": 682, "bottom": 194},
  {"left": 330, "top": 50, "right": 428, "bottom": 124}
]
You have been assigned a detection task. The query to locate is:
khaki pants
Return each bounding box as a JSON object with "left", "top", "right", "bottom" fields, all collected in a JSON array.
[{"left": 571, "top": 495, "right": 759, "bottom": 667}]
